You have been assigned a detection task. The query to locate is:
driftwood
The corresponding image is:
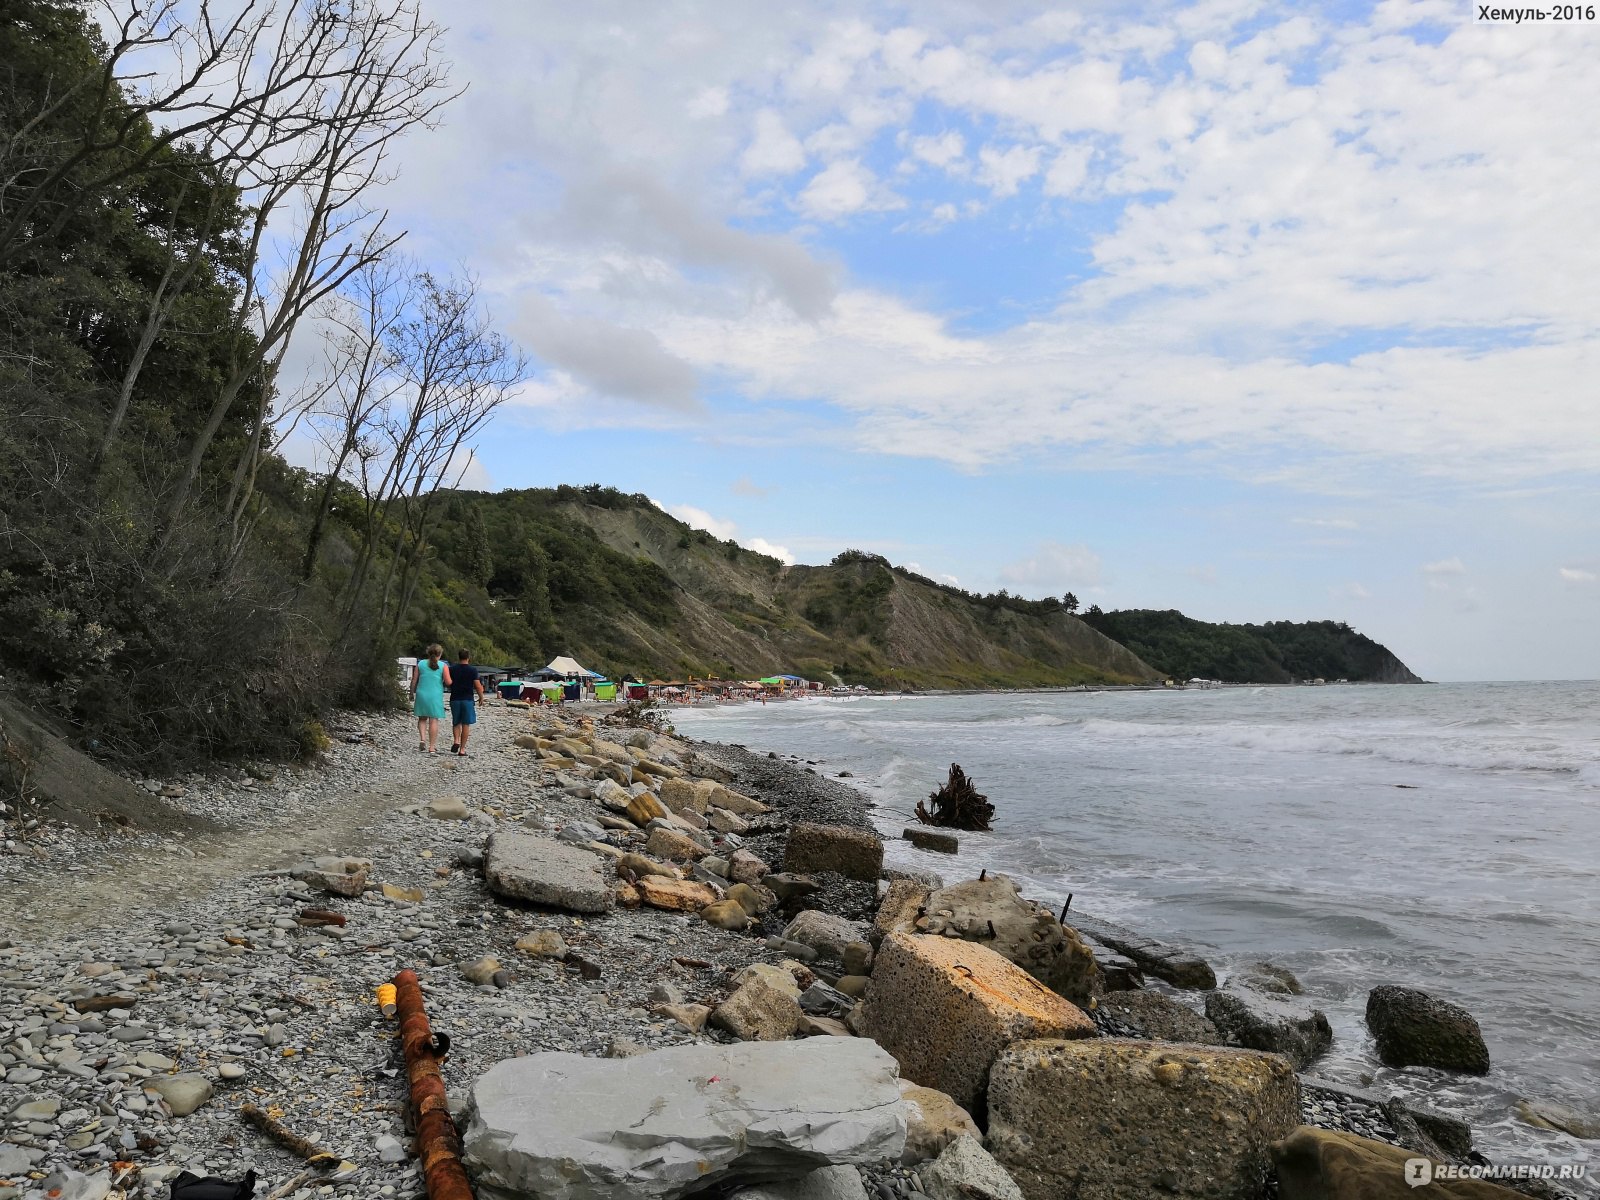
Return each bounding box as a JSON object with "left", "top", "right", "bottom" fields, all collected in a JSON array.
[{"left": 914, "top": 763, "right": 995, "bottom": 831}]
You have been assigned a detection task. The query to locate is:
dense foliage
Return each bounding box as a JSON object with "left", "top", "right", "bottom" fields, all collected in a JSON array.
[{"left": 1078, "top": 609, "right": 1421, "bottom": 683}]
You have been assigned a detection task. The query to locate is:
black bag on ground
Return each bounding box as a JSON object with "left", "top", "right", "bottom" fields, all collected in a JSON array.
[{"left": 169, "top": 1168, "right": 258, "bottom": 1199}]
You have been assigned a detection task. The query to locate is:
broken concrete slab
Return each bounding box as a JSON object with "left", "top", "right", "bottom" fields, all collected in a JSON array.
[{"left": 484, "top": 833, "right": 614, "bottom": 914}]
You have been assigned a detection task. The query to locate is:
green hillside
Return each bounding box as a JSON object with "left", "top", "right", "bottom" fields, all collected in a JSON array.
[
  {"left": 1079, "top": 608, "right": 1425, "bottom": 684},
  {"left": 388, "top": 486, "right": 1162, "bottom": 689}
]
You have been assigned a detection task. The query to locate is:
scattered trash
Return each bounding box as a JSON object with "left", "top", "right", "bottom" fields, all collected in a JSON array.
[
  {"left": 168, "top": 1167, "right": 258, "bottom": 1199},
  {"left": 376, "top": 982, "right": 398, "bottom": 1017},
  {"left": 394, "top": 968, "right": 474, "bottom": 1200}
]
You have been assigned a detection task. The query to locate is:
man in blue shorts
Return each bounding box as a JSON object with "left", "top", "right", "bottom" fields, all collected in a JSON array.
[{"left": 448, "top": 649, "right": 485, "bottom": 756}]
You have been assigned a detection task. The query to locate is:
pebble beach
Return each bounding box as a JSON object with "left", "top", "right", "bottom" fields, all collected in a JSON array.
[{"left": 0, "top": 700, "right": 1585, "bottom": 1200}]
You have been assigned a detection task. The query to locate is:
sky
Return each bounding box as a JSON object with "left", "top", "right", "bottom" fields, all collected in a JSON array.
[{"left": 295, "top": 0, "right": 1598, "bottom": 682}]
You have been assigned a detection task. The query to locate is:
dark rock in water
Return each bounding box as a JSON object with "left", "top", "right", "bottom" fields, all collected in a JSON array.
[
  {"left": 902, "top": 827, "right": 958, "bottom": 854},
  {"left": 1066, "top": 912, "right": 1217, "bottom": 990},
  {"left": 1365, "top": 985, "right": 1490, "bottom": 1075},
  {"left": 1206, "top": 988, "right": 1333, "bottom": 1069},
  {"left": 1098, "top": 990, "right": 1223, "bottom": 1045},
  {"left": 1231, "top": 961, "right": 1304, "bottom": 995},
  {"left": 1516, "top": 1098, "right": 1600, "bottom": 1141},
  {"left": 1095, "top": 951, "right": 1144, "bottom": 992}
]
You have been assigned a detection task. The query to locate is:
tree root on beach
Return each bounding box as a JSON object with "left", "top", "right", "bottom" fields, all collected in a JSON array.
[{"left": 914, "top": 763, "right": 995, "bottom": 831}]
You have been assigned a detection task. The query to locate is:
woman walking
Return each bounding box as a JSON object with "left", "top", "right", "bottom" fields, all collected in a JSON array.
[{"left": 410, "top": 644, "right": 451, "bottom": 754}]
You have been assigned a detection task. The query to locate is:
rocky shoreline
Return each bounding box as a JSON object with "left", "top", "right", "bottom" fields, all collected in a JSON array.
[{"left": 0, "top": 702, "right": 1587, "bottom": 1199}]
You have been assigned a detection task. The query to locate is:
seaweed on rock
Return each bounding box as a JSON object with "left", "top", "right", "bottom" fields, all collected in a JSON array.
[{"left": 915, "top": 763, "right": 995, "bottom": 831}]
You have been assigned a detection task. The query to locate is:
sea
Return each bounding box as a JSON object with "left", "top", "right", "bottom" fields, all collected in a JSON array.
[{"left": 675, "top": 681, "right": 1600, "bottom": 1181}]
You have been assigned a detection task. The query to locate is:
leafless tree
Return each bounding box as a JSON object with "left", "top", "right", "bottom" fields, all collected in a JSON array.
[{"left": 149, "top": 0, "right": 460, "bottom": 548}]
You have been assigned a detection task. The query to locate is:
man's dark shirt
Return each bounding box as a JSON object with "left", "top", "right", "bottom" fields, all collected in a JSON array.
[{"left": 449, "top": 663, "right": 480, "bottom": 699}]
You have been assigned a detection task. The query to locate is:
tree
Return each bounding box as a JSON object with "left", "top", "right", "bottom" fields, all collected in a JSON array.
[{"left": 1063, "top": 591, "right": 1079, "bottom": 613}]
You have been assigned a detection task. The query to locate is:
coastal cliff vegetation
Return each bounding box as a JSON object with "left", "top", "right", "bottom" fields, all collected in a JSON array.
[{"left": 0, "top": 4, "right": 1418, "bottom": 779}]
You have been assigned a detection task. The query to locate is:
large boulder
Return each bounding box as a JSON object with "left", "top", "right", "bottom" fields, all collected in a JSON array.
[
  {"left": 484, "top": 833, "right": 614, "bottom": 913},
  {"left": 784, "top": 823, "right": 883, "bottom": 882},
  {"left": 783, "top": 911, "right": 871, "bottom": 963},
  {"left": 646, "top": 828, "right": 708, "bottom": 862},
  {"left": 1272, "top": 1126, "right": 1528, "bottom": 1199},
  {"left": 733, "top": 1166, "right": 869, "bottom": 1200},
  {"left": 897, "top": 1080, "right": 982, "bottom": 1166},
  {"left": 659, "top": 777, "right": 705, "bottom": 816},
  {"left": 1097, "top": 991, "right": 1223, "bottom": 1044},
  {"left": 1205, "top": 989, "right": 1332, "bottom": 1070},
  {"left": 1365, "top": 986, "right": 1490, "bottom": 1074},
  {"left": 852, "top": 932, "right": 1095, "bottom": 1110},
  {"left": 987, "top": 1039, "right": 1301, "bottom": 1200},
  {"left": 710, "top": 786, "right": 771, "bottom": 816},
  {"left": 919, "top": 1135, "right": 1024, "bottom": 1200},
  {"left": 462, "top": 1040, "right": 906, "bottom": 1200},
  {"left": 919, "top": 875, "right": 1098, "bottom": 1006}
]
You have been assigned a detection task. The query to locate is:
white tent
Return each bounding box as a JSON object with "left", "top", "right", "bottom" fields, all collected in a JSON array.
[{"left": 542, "top": 656, "right": 600, "bottom": 679}]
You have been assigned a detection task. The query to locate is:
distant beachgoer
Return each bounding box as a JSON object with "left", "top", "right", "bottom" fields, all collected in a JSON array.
[
  {"left": 449, "top": 648, "right": 485, "bottom": 756},
  {"left": 410, "top": 644, "right": 451, "bottom": 754}
]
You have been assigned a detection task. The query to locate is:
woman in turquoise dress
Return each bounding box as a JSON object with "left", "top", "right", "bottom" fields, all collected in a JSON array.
[{"left": 409, "top": 643, "right": 451, "bottom": 753}]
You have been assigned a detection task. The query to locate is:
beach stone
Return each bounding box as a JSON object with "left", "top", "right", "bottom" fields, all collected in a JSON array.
[
  {"left": 732, "top": 964, "right": 802, "bottom": 998},
  {"left": 1206, "top": 989, "right": 1333, "bottom": 1069},
  {"left": 461, "top": 1039, "right": 906, "bottom": 1200},
  {"left": 798, "top": 1014, "right": 853, "bottom": 1038},
  {"left": 709, "top": 787, "right": 770, "bottom": 816},
  {"left": 874, "top": 879, "right": 929, "bottom": 944},
  {"left": 616, "top": 853, "right": 677, "bottom": 880},
  {"left": 1272, "top": 1126, "right": 1526, "bottom": 1199},
  {"left": 785, "top": 823, "right": 883, "bottom": 882},
  {"left": 733, "top": 1165, "right": 869, "bottom": 1200},
  {"left": 897, "top": 1080, "right": 982, "bottom": 1166},
  {"left": 11, "top": 1098, "right": 60, "bottom": 1120},
  {"left": 647, "top": 828, "right": 708, "bottom": 862},
  {"left": 148, "top": 1073, "right": 214, "bottom": 1117},
  {"left": 426, "top": 795, "right": 470, "bottom": 820},
  {"left": 727, "top": 882, "right": 776, "bottom": 916},
  {"left": 1098, "top": 991, "right": 1222, "bottom": 1044},
  {"left": 217, "top": 1063, "right": 246, "bottom": 1081},
  {"left": 654, "top": 1003, "right": 712, "bottom": 1033},
  {"left": 783, "top": 911, "right": 871, "bottom": 962},
  {"left": 627, "top": 793, "right": 668, "bottom": 826},
  {"left": 659, "top": 777, "right": 706, "bottom": 815},
  {"left": 919, "top": 1135, "right": 1024, "bottom": 1200},
  {"left": 766, "top": 873, "right": 822, "bottom": 903},
  {"left": 707, "top": 807, "right": 750, "bottom": 835},
  {"left": 558, "top": 820, "right": 607, "bottom": 844},
  {"left": 853, "top": 932, "right": 1095, "bottom": 1109},
  {"left": 727, "top": 848, "right": 770, "bottom": 884},
  {"left": 836, "top": 975, "right": 870, "bottom": 997},
  {"left": 712, "top": 979, "right": 804, "bottom": 1042},
  {"left": 920, "top": 874, "right": 1098, "bottom": 1006},
  {"left": 841, "top": 942, "right": 873, "bottom": 975},
  {"left": 484, "top": 833, "right": 614, "bottom": 914},
  {"left": 1094, "top": 951, "right": 1144, "bottom": 992},
  {"left": 903, "top": 827, "right": 959, "bottom": 854},
  {"left": 701, "top": 899, "right": 753, "bottom": 930},
  {"left": 514, "top": 734, "right": 543, "bottom": 750},
  {"left": 988, "top": 1038, "right": 1300, "bottom": 1200},
  {"left": 1066, "top": 912, "right": 1217, "bottom": 990},
  {"left": 635, "top": 877, "right": 718, "bottom": 912},
  {"left": 291, "top": 855, "right": 370, "bottom": 897},
  {"left": 1365, "top": 986, "right": 1490, "bottom": 1074},
  {"left": 1516, "top": 1098, "right": 1600, "bottom": 1140},
  {"left": 595, "top": 779, "right": 632, "bottom": 811}
]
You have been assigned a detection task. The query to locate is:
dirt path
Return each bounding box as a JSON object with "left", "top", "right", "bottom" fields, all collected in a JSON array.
[{"left": 0, "top": 718, "right": 456, "bottom": 938}]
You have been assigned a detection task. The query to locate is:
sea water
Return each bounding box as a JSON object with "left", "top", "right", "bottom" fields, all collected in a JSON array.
[{"left": 676, "top": 682, "right": 1600, "bottom": 1179}]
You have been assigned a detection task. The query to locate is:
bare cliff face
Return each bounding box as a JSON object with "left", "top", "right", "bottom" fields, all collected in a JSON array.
[{"left": 548, "top": 501, "right": 1162, "bottom": 688}]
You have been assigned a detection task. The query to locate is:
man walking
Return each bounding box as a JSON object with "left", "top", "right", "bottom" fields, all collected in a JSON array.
[{"left": 449, "top": 648, "right": 485, "bottom": 756}]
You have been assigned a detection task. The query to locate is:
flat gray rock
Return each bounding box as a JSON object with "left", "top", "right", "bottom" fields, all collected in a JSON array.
[
  {"left": 1066, "top": 911, "right": 1217, "bottom": 989},
  {"left": 734, "top": 1166, "right": 870, "bottom": 1200},
  {"left": 463, "top": 1039, "right": 906, "bottom": 1200},
  {"left": 484, "top": 832, "right": 614, "bottom": 913}
]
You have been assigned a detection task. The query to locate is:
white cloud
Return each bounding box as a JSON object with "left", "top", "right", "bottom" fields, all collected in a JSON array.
[
  {"left": 909, "top": 130, "right": 965, "bottom": 170},
  {"left": 1294, "top": 517, "right": 1360, "bottom": 530},
  {"left": 1421, "top": 557, "right": 1466, "bottom": 576},
  {"left": 731, "top": 475, "right": 773, "bottom": 497},
  {"left": 687, "top": 87, "right": 729, "bottom": 119},
  {"left": 998, "top": 541, "right": 1104, "bottom": 594},
  {"left": 746, "top": 537, "right": 796, "bottom": 564},
  {"left": 741, "top": 109, "right": 807, "bottom": 176},
  {"left": 796, "top": 158, "right": 901, "bottom": 220},
  {"left": 658, "top": 501, "right": 792, "bottom": 563},
  {"left": 1559, "top": 567, "right": 1597, "bottom": 584},
  {"left": 1333, "top": 581, "right": 1372, "bottom": 601},
  {"left": 976, "top": 144, "right": 1042, "bottom": 197}
]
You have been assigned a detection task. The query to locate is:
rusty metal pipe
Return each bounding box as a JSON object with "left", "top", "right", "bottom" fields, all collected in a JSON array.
[{"left": 394, "top": 968, "right": 475, "bottom": 1200}]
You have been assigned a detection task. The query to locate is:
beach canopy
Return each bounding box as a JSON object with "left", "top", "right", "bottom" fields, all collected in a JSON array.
[{"left": 540, "top": 655, "right": 600, "bottom": 679}]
